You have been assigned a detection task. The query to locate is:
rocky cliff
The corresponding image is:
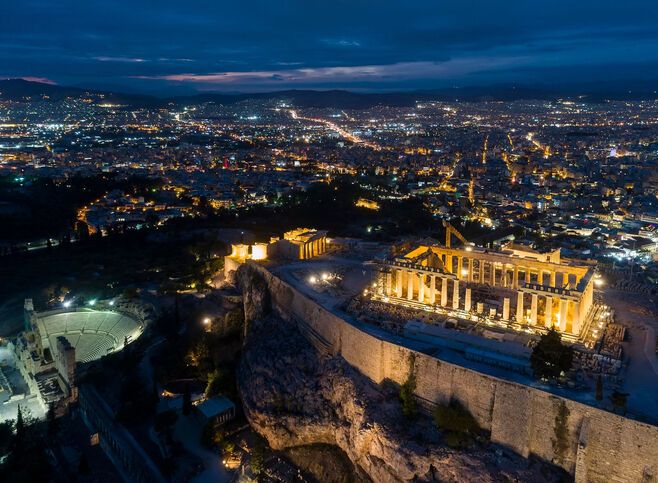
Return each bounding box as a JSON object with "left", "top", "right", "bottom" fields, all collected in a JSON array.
[{"left": 236, "top": 267, "right": 562, "bottom": 482}]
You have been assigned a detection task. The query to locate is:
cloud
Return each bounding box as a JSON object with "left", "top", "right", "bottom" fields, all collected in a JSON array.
[
  {"left": 1, "top": 0, "right": 658, "bottom": 90},
  {"left": 134, "top": 57, "right": 527, "bottom": 88},
  {"left": 13, "top": 76, "right": 57, "bottom": 85},
  {"left": 94, "top": 56, "right": 147, "bottom": 63}
]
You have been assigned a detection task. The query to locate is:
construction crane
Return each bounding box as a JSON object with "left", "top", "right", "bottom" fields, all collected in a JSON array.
[{"left": 443, "top": 221, "right": 469, "bottom": 248}]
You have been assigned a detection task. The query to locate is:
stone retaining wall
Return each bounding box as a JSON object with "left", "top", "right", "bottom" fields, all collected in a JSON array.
[{"left": 239, "top": 263, "right": 658, "bottom": 482}]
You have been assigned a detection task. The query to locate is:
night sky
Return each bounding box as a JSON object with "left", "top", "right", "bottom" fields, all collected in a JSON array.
[{"left": 3, "top": 0, "right": 658, "bottom": 93}]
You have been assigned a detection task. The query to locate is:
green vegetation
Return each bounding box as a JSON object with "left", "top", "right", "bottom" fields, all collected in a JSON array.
[
  {"left": 201, "top": 419, "right": 226, "bottom": 449},
  {"left": 115, "top": 371, "right": 159, "bottom": 424},
  {"left": 250, "top": 440, "right": 265, "bottom": 476},
  {"left": 433, "top": 400, "right": 482, "bottom": 448},
  {"left": 610, "top": 390, "right": 628, "bottom": 415},
  {"left": 0, "top": 406, "right": 52, "bottom": 482},
  {"left": 551, "top": 400, "right": 570, "bottom": 465},
  {"left": 399, "top": 353, "right": 418, "bottom": 419},
  {"left": 530, "top": 329, "right": 573, "bottom": 380},
  {"left": 205, "top": 368, "right": 230, "bottom": 398},
  {"left": 0, "top": 173, "right": 160, "bottom": 244}
]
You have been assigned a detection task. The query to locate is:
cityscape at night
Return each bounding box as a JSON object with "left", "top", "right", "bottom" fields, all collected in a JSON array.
[{"left": 1, "top": 1, "right": 658, "bottom": 482}]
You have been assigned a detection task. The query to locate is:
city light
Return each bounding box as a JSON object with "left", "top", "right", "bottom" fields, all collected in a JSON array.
[{"left": 62, "top": 300, "right": 72, "bottom": 308}]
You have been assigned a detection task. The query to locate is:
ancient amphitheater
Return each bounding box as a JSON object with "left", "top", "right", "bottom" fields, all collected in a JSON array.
[{"left": 36, "top": 309, "right": 142, "bottom": 363}]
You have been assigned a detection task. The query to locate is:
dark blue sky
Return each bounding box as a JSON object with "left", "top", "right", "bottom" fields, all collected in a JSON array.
[{"left": 3, "top": 0, "right": 658, "bottom": 93}]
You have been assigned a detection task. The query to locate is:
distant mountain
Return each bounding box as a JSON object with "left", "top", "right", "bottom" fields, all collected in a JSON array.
[
  {"left": 0, "top": 79, "right": 160, "bottom": 106},
  {"left": 1, "top": 78, "right": 656, "bottom": 109}
]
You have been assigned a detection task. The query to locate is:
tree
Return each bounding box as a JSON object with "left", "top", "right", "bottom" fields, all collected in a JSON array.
[
  {"left": 47, "top": 402, "right": 58, "bottom": 437},
  {"left": 433, "top": 400, "right": 482, "bottom": 448},
  {"left": 251, "top": 441, "right": 264, "bottom": 476},
  {"left": 182, "top": 382, "right": 192, "bottom": 416},
  {"left": 0, "top": 421, "right": 13, "bottom": 458},
  {"left": 399, "top": 354, "right": 417, "bottom": 419},
  {"left": 610, "top": 391, "right": 628, "bottom": 414},
  {"left": 78, "top": 453, "right": 91, "bottom": 475},
  {"left": 14, "top": 406, "right": 25, "bottom": 452},
  {"left": 530, "top": 329, "right": 573, "bottom": 380},
  {"left": 595, "top": 375, "right": 603, "bottom": 401}
]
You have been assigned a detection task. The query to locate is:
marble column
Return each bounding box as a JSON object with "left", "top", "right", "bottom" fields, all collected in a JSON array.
[
  {"left": 513, "top": 267, "right": 519, "bottom": 289},
  {"left": 559, "top": 298, "right": 568, "bottom": 332},
  {"left": 464, "top": 287, "right": 472, "bottom": 312},
  {"left": 544, "top": 295, "right": 553, "bottom": 328},
  {"left": 429, "top": 275, "right": 436, "bottom": 304},
  {"left": 491, "top": 264, "right": 496, "bottom": 286},
  {"left": 525, "top": 268, "right": 531, "bottom": 284},
  {"left": 516, "top": 291, "right": 524, "bottom": 323},
  {"left": 468, "top": 258, "right": 474, "bottom": 282},
  {"left": 457, "top": 257, "right": 463, "bottom": 279},
  {"left": 407, "top": 271, "right": 414, "bottom": 300},
  {"left": 479, "top": 260, "right": 485, "bottom": 283},
  {"left": 452, "top": 280, "right": 460, "bottom": 309},
  {"left": 396, "top": 269, "right": 403, "bottom": 297},
  {"left": 530, "top": 293, "right": 538, "bottom": 325},
  {"left": 503, "top": 297, "right": 510, "bottom": 320},
  {"left": 572, "top": 301, "right": 581, "bottom": 335},
  {"left": 417, "top": 274, "right": 425, "bottom": 303},
  {"left": 441, "top": 278, "right": 448, "bottom": 306}
]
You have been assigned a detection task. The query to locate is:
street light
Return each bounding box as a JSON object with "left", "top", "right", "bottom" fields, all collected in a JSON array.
[
  {"left": 203, "top": 317, "right": 211, "bottom": 326},
  {"left": 62, "top": 300, "right": 72, "bottom": 309}
]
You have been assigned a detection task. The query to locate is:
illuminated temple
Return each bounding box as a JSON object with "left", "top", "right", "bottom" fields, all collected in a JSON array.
[{"left": 374, "top": 242, "right": 596, "bottom": 337}]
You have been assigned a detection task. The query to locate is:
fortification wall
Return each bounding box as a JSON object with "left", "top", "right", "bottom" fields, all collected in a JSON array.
[{"left": 241, "top": 263, "right": 658, "bottom": 482}]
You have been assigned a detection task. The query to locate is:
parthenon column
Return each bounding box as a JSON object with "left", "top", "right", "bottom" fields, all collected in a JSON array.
[
  {"left": 464, "top": 287, "right": 472, "bottom": 312},
  {"left": 396, "top": 270, "right": 403, "bottom": 297},
  {"left": 467, "top": 258, "right": 474, "bottom": 282},
  {"left": 559, "top": 298, "right": 568, "bottom": 332},
  {"left": 452, "top": 280, "right": 460, "bottom": 310},
  {"left": 457, "top": 257, "right": 463, "bottom": 279},
  {"left": 525, "top": 268, "right": 531, "bottom": 284},
  {"left": 479, "top": 260, "right": 485, "bottom": 283},
  {"left": 491, "top": 264, "right": 496, "bottom": 286},
  {"left": 407, "top": 271, "right": 414, "bottom": 300},
  {"left": 446, "top": 255, "right": 453, "bottom": 273},
  {"left": 429, "top": 275, "right": 436, "bottom": 304},
  {"left": 417, "top": 274, "right": 425, "bottom": 303},
  {"left": 441, "top": 278, "right": 448, "bottom": 306},
  {"left": 530, "top": 293, "right": 538, "bottom": 325},
  {"left": 516, "top": 291, "right": 524, "bottom": 323},
  {"left": 503, "top": 297, "right": 510, "bottom": 320},
  {"left": 513, "top": 267, "right": 519, "bottom": 288},
  {"left": 572, "top": 301, "right": 581, "bottom": 335},
  {"left": 544, "top": 295, "right": 553, "bottom": 328}
]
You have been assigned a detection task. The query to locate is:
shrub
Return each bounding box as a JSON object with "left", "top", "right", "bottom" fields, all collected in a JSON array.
[
  {"left": 399, "top": 354, "right": 417, "bottom": 419},
  {"left": 433, "top": 400, "right": 481, "bottom": 448},
  {"left": 530, "top": 328, "right": 573, "bottom": 380}
]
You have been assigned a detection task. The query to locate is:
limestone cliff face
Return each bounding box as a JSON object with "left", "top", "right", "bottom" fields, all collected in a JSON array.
[{"left": 236, "top": 265, "right": 559, "bottom": 482}]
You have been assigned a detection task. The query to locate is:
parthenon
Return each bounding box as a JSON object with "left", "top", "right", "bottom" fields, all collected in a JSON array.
[{"left": 375, "top": 242, "right": 596, "bottom": 337}]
